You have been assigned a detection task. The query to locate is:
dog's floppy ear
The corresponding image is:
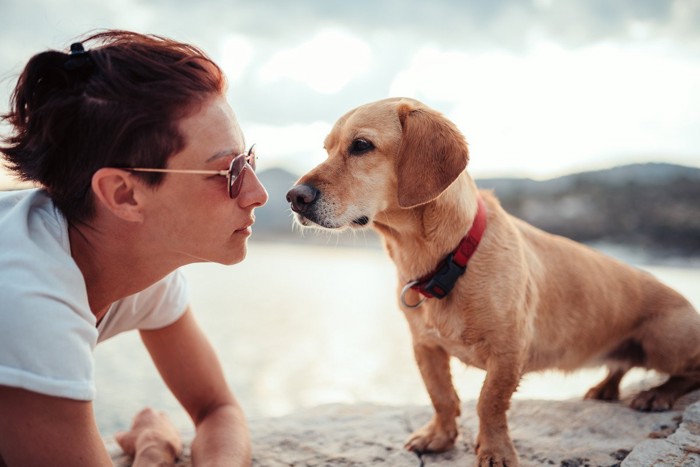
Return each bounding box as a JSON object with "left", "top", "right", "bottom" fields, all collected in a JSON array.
[{"left": 396, "top": 103, "right": 469, "bottom": 208}]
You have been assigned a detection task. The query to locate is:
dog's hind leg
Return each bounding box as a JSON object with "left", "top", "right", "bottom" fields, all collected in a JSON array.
[
  {"left": 584, "top": 366, "right": 629, "bottom": 402},
  {"left": 404, "top": 343, "right": 461, "bottom": 453},
  {"left": 630, "top": 374, "right": 700, "bottom": 411},
  {"left": 584, "top": 338, "right": 643, "bottom": 402},
  {"left": 629, "top": 302, "right": 700, "bottom": 411}
]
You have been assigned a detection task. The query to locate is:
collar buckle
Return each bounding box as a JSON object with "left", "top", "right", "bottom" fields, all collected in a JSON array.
[{"left": 419, "top": 252, "right": 467, "bottom": 299}]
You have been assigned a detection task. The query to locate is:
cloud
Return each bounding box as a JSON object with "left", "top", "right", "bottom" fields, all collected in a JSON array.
[
  {"left": 389, "top": 39, "right": 700, "bottom": 177},
  {"left": 244, "top": 121, "right": 332, "bottom": 175},
  {"left": 219, "top": 34, "right": 256, "bottom": 83},
  {"left": 1, "top": 0, "right": 699, "bottom": 178},
  {"left": 259, "top": 28, "right": 372, "bottom": 94}
]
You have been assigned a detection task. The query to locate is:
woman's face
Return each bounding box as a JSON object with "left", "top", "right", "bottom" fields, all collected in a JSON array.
[{"left": 142, "top": 95, "right": 268, "bottom": 266}]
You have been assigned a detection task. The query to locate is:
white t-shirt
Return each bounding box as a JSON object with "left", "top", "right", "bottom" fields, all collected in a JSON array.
[{"left": 0, "top": 189, "right": 189, "bottom": 401}]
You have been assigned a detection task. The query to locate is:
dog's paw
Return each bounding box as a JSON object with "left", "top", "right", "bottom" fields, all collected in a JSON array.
[
  {"left": 584, "top": 382, "right": 620, "bottom": 401},
  {"left": 476, "top": 434, "right": 520, "bottom": 467},
  {"left": 476, "top": 450, "right": 520, "bottom": 467},
  {"left": 404, "top": 418, "right": 457, "bottom": 453},
  {"left": 629, "top": 389, "right": 674, "bottom": 412}
]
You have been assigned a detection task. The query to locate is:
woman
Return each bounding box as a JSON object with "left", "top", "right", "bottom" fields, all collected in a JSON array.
[{"left": 0, "top": 30, "right": 268, "bottom": 466}]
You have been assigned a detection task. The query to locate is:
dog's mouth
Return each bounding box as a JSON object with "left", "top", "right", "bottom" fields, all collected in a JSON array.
[
  {"left": 352, "top": 216, "right": 370, "bottom": 226},
  {"left": 293, "top": 212, "right": 371, "bottom": 230},
  {"left": 293, "top": 212, "right": 344, "bottom": 230}
]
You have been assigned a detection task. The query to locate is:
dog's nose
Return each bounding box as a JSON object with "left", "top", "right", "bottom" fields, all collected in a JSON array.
[{"left": 286, "top": 184, "right": 319, "bottom": 213}]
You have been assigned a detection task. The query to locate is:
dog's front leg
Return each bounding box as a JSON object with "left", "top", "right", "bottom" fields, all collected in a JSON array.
[
  {"left": 405, "top": 343, "right": 461, "bottom": 453},
  {"left": 475, "top": 355, "right": 522, "bottom": 467}
]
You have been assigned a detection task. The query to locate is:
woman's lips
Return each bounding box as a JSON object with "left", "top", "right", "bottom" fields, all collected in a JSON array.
[{"left": 235, "top": 220, "right": 254, "bottom": 234}]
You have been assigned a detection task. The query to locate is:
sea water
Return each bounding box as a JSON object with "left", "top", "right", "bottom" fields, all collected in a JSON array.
[{"left": 93, "top": 241, "right": 700, "bottom": 435}]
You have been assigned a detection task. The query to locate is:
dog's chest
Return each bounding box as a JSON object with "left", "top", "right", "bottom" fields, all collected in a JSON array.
[{"left": 407, "top": 306, "right": 487, "bottom": 370}]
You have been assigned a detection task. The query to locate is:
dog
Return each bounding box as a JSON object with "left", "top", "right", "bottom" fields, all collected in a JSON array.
[{"left": 286, "top": 97, "right": 700, "bottom": 466}]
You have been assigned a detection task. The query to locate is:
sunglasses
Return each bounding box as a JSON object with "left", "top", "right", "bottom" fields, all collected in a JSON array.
[{"left": 125, "top": 145, "right": 257, "bottom": 199}]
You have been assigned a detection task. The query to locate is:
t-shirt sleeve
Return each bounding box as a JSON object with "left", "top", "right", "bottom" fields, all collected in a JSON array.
[
  {"left": 97, "top": 269, "right": 190, "bottom": 342},
  {"left": 0, "top": 189, "right": 99, "bottom": 400},
  {"left": 0, "top": 286, "right": 98, "bottom": 401}
]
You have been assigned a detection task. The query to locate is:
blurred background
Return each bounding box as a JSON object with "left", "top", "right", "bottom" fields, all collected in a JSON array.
[{"left": 1, "top": 0, "right": 699, "bottom": 436}]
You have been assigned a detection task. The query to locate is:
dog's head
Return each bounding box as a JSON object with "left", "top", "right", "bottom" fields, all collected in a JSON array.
[{"left": 287, "top": 97, "right": 469, "bottom": 230}]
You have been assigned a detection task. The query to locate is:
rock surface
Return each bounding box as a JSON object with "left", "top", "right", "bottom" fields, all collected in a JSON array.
[{"left": 109, "top": 391, "right": 700, "bottom": 466}]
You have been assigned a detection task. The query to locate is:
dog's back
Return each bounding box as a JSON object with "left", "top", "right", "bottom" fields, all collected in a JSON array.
[{"left": 497, "top": 194, "right": 700, "bottom": 375}]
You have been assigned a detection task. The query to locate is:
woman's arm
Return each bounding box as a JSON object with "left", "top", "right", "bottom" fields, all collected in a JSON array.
[
  {"left": 0, "top": 386, "right": 112, "bottom": 467},
  {"left": 0, "top": 386, "right": 182, "bottom": 467},
  {"left": 140, "top": 307, "right": 252, "bottom": 466},
  {"left": 0, "top": 386, "right": 112, "bottom": 466}
]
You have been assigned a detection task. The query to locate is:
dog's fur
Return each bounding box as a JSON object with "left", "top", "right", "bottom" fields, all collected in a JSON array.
[{"left": 286, "top": 97, "right": 700, "bottom": 466}]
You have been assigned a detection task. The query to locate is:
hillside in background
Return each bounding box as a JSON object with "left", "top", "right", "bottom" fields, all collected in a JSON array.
[{"left": 255, "top": 163, "right": 700, "bottom": 257}]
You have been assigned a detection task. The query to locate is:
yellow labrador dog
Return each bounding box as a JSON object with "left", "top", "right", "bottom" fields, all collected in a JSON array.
[{"left": 286, "top": 97, "right": 700, "bottom": 466}]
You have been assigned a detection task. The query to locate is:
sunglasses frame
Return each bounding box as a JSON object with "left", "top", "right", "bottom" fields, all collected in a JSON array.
[{"left": 125, "top": 145, "right": 257, "bottom": 199}]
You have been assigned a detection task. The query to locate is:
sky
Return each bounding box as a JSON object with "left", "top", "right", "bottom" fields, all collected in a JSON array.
[{"left": 1, "top": 0, "right": 699, "bottom": 183}]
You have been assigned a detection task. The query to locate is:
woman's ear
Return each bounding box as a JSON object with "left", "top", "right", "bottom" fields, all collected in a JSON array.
[
  {"left": 395, "top": 102, "right": 469, "bottom": 208},
  {"left": 90, "top": 168, "right": 144, "bottom": 222}
]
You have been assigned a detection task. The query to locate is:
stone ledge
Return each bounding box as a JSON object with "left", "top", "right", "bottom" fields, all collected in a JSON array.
[
  {"left": 109, "top": 391, "right": 700, "bottom": 466},
  {"left": 622, "top": 399, "right": 700, "bottom": 466}
]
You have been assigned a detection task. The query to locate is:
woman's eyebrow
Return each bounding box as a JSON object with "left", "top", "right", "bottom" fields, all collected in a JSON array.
[{"left": 205, "top": 149, "right": 237, "bottom": 163}]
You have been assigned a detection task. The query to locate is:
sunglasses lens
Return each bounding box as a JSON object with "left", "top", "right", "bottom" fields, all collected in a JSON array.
[
  {"left": 227, "top": 146, "right": 257, "bottom": 199},
  {"left": 228, "top": 155, "right": 247, "bottom": 198},
  {"left": 229, "top": 171, "right": 245, "bottom": 198}
]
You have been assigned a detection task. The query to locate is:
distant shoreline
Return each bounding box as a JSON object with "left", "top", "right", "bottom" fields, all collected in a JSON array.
[
  {"left": 3, "top": 161, "right": 699, "bottom": 261},
  {"left": 257, "top": 162, "right": 700, "bottom": 258}
]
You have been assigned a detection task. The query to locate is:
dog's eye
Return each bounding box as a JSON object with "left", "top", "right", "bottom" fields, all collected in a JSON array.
[{"left": 349, "top": 138, "right": 374, "bottom": 155}]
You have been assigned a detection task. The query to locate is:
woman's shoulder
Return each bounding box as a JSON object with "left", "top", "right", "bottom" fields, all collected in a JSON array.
[
  {"left": 1, "top": 188, "right": 66, "bottom": 233},
  {"left": 1, "top": 188, "right": 72, "bottom": 259},
  {"left": 0, "top": 188, "right": 90, "bottom": 323}
]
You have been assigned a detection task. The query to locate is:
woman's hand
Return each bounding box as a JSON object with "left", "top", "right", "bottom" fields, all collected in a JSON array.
[{"left": 115, "top": 407, "right": 183, "bottom": 466}]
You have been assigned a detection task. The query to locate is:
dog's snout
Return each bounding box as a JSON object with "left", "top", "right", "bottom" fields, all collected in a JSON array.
[{"left": 286, "top": 184, "right": 319, "bottom": 213}]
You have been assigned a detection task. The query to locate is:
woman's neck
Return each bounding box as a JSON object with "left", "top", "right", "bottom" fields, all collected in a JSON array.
[{"left": 68, "top": 220, "right": 180, "bottom": 316}]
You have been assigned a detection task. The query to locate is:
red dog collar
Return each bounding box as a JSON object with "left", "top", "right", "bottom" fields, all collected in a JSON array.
[{"left": 401, "top": 196, "right": 487, "bottom": 308}]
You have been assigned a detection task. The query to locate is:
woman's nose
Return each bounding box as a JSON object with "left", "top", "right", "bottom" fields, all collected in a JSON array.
[{"left": 239, "top": 168, "right": 268, "bottom": 208}]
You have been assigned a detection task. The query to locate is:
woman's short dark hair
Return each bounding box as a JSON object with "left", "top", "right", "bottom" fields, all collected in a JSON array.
[{"left": 1, "top": 30, "right": 226, "bottom": 222}]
